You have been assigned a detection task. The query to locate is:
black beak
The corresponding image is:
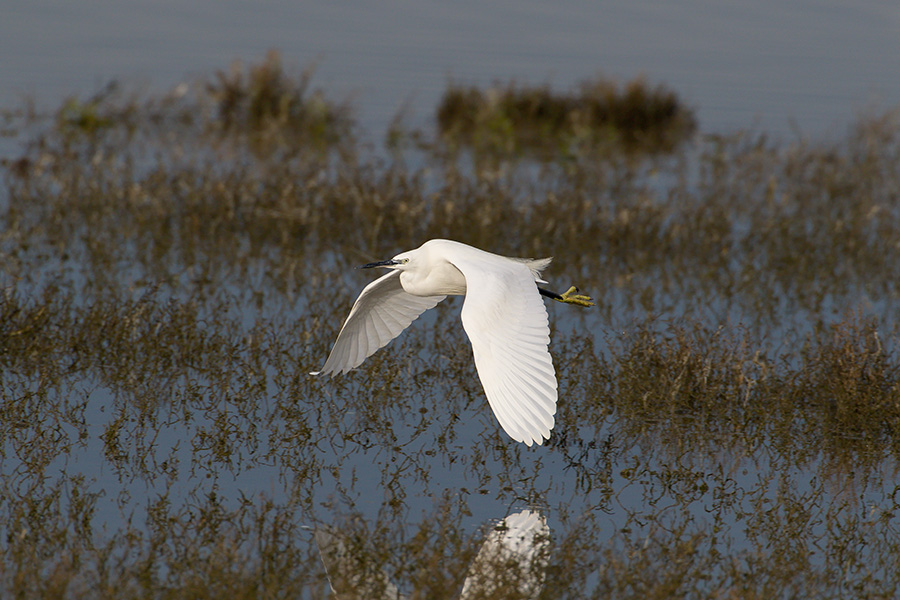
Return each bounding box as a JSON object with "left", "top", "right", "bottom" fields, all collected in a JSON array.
[{"left": 359, "top": 259, "right": 398, "bottom": 269}]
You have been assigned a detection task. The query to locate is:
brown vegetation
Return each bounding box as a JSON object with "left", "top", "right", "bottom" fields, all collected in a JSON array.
[{"left": 2, "top": 55, "right": 900, "bottom": 597}]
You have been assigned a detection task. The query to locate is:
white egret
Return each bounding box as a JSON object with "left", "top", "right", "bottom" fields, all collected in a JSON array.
[
  {"left": 314, "top": 509, "right": 549, "bottom": 599},
  {"left": 459, "top": 509, "right": 549, "bottom": 599},
  {"left": 311, "top": 239, "right": 593, "bottom": 446}
]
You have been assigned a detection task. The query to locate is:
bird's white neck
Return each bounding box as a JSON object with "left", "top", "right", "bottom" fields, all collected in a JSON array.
[{"left": 399, "top": 261, "right": 467, "bottom": 296}]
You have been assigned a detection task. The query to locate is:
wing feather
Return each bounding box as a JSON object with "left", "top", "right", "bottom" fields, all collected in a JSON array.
[
  {"left": 493, "top": 379, "right": 531, "bottom": 442},
  {"left": 497, "top": 367, "right": 554, "bottom": 432},
  {"left": 312, "top": 270, "right": 446, "bottom": 375},
  {"left": 451, "top": 253, "right": 558, "bottom": 446}
]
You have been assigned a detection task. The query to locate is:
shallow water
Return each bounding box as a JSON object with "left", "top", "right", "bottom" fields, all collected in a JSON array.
[
  {"left": 3, "top": 60, "right": 900, "bottom": 596},
  {"left": 4, "top": 0, "right": 900, "bottom": 138}
]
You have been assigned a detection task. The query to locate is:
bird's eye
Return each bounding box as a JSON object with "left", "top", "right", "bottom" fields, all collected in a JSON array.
[{"left": 400, "top": 258, "right": 409, "bottom": 264}]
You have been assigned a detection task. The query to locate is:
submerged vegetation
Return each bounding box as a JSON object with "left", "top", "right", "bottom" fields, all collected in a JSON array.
[{"left": 2, "top": 54, "right": 900, "bottom": 597}]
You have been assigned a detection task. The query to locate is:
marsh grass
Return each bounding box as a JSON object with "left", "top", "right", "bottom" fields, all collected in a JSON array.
[
  {"left": 436, "top": 77, "right": 696, "bottom": 158},
  {"left": 205, "top": 50, "right": 354, "bottom": 155},
  {"left": 3, "top": 58, "right": 900, "bottom": 597}
]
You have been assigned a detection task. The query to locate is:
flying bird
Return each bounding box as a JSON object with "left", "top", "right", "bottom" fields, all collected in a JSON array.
[{"left": 311, "top": 239, "right": 593, "bottom": 446}]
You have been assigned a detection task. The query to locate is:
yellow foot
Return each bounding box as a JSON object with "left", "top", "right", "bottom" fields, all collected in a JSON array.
[{"left": 559, "top": 286, "right": 595, "bottom": 307}]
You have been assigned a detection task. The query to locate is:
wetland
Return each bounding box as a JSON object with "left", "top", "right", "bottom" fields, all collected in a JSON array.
[{"left": 2, "top": 55, "right": 900, "bottom": 598}]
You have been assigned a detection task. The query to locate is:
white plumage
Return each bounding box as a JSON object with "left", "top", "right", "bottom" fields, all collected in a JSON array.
[
  {"left": 314, "top": 509, "right": 549, "bottom": 599},
  {"left": 459, "top": 509, "right": 549, "bottom": 599},
  {"left": 311, "top": 239, "right": 561, "bottom": 446}
]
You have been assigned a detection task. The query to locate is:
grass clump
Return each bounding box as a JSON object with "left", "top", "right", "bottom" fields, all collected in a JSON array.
[
  {"left": 795, "top": 315, "right": 900, "bottom": 456},
  {"left": 9, "top": 51, "right": 354, "bottom": 159},
  {"left": 577, "top": 313, "right": 900, "bottom": 468},
  {"left": 436, "top": 76, "right": 696, "bottom": 157},
  {"left": 205, "top": 50, "right": 353, "bottom": 152}
]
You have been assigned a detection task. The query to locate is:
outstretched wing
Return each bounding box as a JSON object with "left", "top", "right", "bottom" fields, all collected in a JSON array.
[
  {"left": 312, "top": 270, "right": 446, "bottom": 375},
  {"left": 451, "top": 253, "right": 558, "bottom": 446}
]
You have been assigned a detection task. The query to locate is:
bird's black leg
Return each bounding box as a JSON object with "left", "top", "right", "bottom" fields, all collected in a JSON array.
[{"left": 539, "top": 288, "right": 564, "bottom": 301}]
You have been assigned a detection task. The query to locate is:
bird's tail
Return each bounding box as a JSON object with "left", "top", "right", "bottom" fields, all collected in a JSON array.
[{"left": 514, "top": 257, "right": 553, "bottom": 284}]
